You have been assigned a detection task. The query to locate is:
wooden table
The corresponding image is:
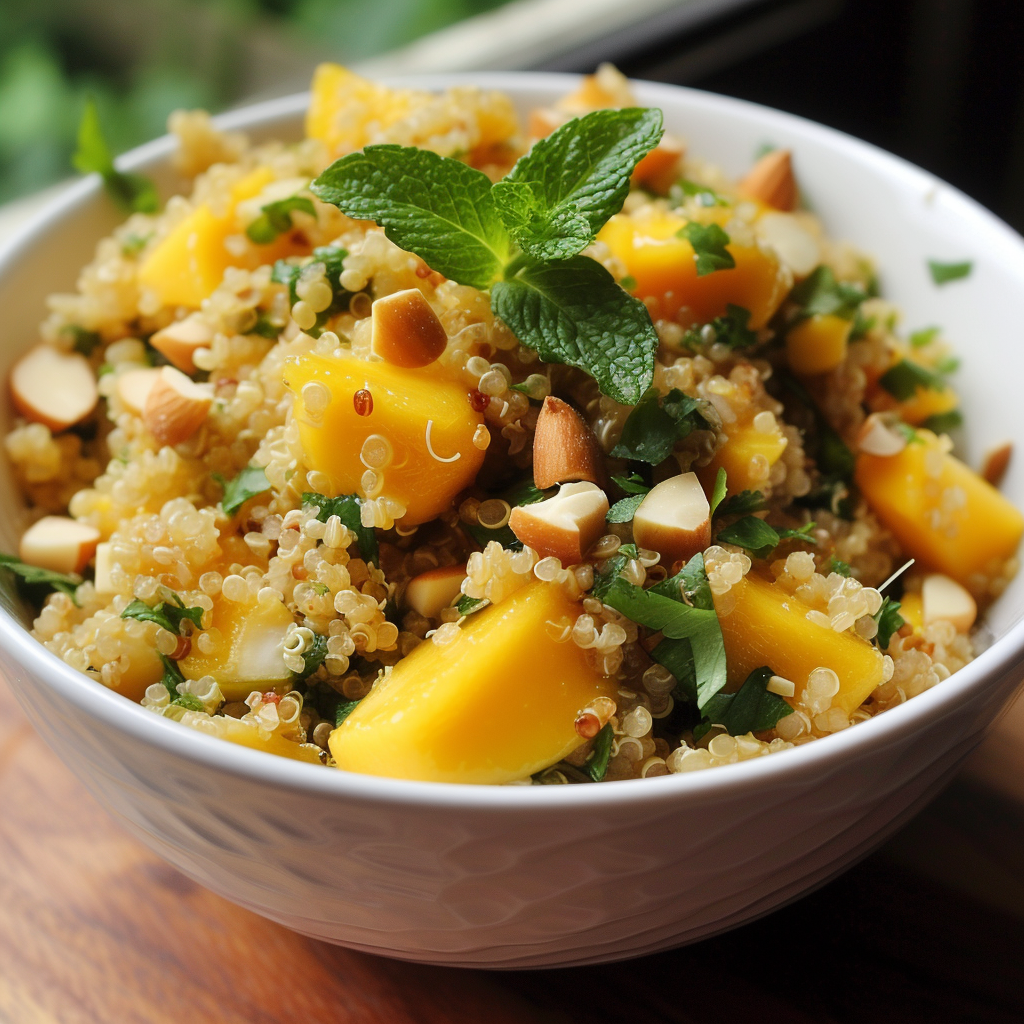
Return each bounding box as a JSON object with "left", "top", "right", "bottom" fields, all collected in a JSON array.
[{"left": 3, "top": 670, "right": 1024, "bottom": 1024}]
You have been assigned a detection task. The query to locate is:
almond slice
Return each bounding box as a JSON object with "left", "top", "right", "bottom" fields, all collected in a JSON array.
[
  {"left": 93, "top": 542, "right": 117, "bottom": 594},
  {"left": 757, "top": 211, "right": 821, "bottom": 278},
  {"left": 739, "top": 149, "right": 798, "bottom": 211},
  {"left": 116, "top": 367, "right": 161, "bottom": 416},
  {"left": 922, "top": 573, "right": 977, "bottom": 633},
  {"left": 142, "top": 366, "right": 213, "bottom": 447},
  {"left": 508, "top": 481, "right": 609, "bottom": 565},
  {"left": 149, "top": 315, "right": 214, "bottom": 375},
  {"left": 370, "top": 289, "right": 448, "bottom": 368},
  {"left": 982, "top": 441, "right": 1013, "bottom": 487},
  {"left": 19, "top": 516, "right": 100, "bottom": 575},
  {"left": 856, "top": 414, "right": 907, "bottom": 457},
  {"left": 632, "top": 472, "right": 711, "bottom": 566},
  {"left": 532, "top": 396, "right": 605, "bottom": 490},
  {"left": 405, "top": 564, "right": 468, "bottom": 618},
  {"left": 10, "top": 344, "right": 98, "bottom": 433}
]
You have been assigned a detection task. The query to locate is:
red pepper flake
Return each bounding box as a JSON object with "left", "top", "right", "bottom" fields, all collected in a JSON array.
[
  {"left": 353, "top": 389, "right": 373, "bottom": 416},
  {"left": 468, "top": 389, "right": 489, "bottom": 413},
  {"left": 574, "top": 712, "right": 601, "bottom": 740},
  {"left": 262, "top": 691, "right": 282, "bottom": 705}
]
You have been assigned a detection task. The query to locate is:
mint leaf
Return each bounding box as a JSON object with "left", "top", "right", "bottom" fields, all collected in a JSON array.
[
  {"left": 697, "top": 666, "right": 791, "bottom": 738},
  {"left": 303, "top": 492, "right": 378, "bottom": 565},
  {"left": 311, "top": 145, "right": 509, "bottom": 290},
  {"left": 73, "top": 98, "right": 158, "bottom": 214},
  {"left": 491, "top": 256, "right": 656, "bottom": 406},
  {"left": 874, "top": 597, "right": 905, "bottom": 649},
  {"left": 607, "top": 493, "right": 646, "bottom": 523},
  {"left": 246, "top": 195, "right": 316, "bottom": 244},
  {"left": 709, "top": 468, "right": 728, "bottom": 517},
  {"left": 121, "top": 592, "right": 204, "bottom": 635},
  {"left": 217, "top": 464, "right": 271, "bottom": 516},
  {"left": 492, "top": 108, "right": 663, "bottom": 261},
  {"left": 679, "top": 222, "right": 735, "bottom": 276},
  {"left": 0, "top": 553, "right": 81, "bottom": 602},
  {"left": 928, "top": 260, "right": 972, "bottom": 285},
  {"left": 878, "top": 359, "right": 947, "bottom": 400},
  {"left": 582, "top": 723, "right": 614, "bottom": 782},
  {"left": 610, "top": 387, "right": 712, "bottom": 464},
  {"left": 791, "top": 266, "right": 865, "bottom": 320}
]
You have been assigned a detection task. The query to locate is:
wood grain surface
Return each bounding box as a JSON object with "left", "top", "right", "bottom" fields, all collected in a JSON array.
[{"left": 3, "top": 667, "right": 1024, "bottom": 1024}]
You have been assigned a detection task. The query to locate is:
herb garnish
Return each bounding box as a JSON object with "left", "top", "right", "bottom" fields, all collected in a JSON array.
[
  {"left": 683, "top": 304, "right": 757, "bottom": 350},
  {"left": 215, "top": 464, "right": 271, "bottom": 516},
  {"left": 714, "top": 488, "right": 769, "bottom": 519},
  {"left": 311, "top": 109, "right": 663, "bottom": 405},
  {"left": 922, "top": 409, "right": 963, "bottom": 434},
  {"left": 694, "top": 666, "right": 792, "bottom": 740},
  {"left": 678, "top": 221, "right": 735, "bottom": 276},
  {"left": 73, "top": 99, "right": 159, "bottom": 214},
  {"left": 670, "top": 180, "right": 730, "bottom": 208},
  {"left": 62, "top": 325, "right": 101, "bottom": 357},
  {"left": 335, "top": 699, "right": 361, "bottom": 727},
  {"left": 716, "top": 518, "right": 816, "bottom": 559},
  {"left": 465, "top": 479, "right": 550, "bottom": 551},
  {"left": 271, "top": 244, "right": 351, "bottom": 337},
  {"left": 246, "top": 195, "right": 316, "bottom": 244},
  {"left": 610, "top": 387, "right": 713, "bottom": 464},
  {"left": 121, "top": 590, "right": 204, "bottom": 635},
  {"left": 790, "top": 266, "right": 865, "bottom": 320},
  {"left": 874, "top": 597, "right": 906, "bottom": 649},
  {"left": 709, "top": 468, "right": 728, "bottom": 517},
  {"left": 300, "top": 633, "right": 328, "bottom": 678},
  {"left": 928, "top": 260, "right": 972, "bottom": 286},
  {"left": 828, "top": 556, "right": 852, "bottom": 577},
  {"left": 455, "top": 594, "right": 488, "bottom": 616},
  {"left": 607, "top": 472, "right": 650, "bottom": 523},
  {"left": 878, "top": 359, "right": 948, "bottom": 401},
  {"left": 0, "top": 553, "right": 81, "bottom": 602},
  {"left": 302, "top": 492, "right": 378, "bottom": 565},
  {"left": 582, "top": 723, "right": 615, "bottom": 781}
]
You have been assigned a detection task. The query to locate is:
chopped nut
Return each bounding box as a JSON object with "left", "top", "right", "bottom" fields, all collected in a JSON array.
[
  {"left": 922, "top": 573, "right": 977, "bottom": 633},
  {"left": 739, "top": 149, "right": 798, "bottom": 211},
  {"left": 532, "top": 396, "right": 605, "bottom": 490},
  {"left": 632, "top": 473, "right": 710, "bottom": 566},
  {"left": 856, "top": 414, "right": 907, "bottom": 457},
  {"left": 982, "top": 442, "right": 1012, "bottom": 487},
  {"left": 19, "top": 516, "right": 100, "bottom": 575},
  {"left": 149, "top": 315, "right": 214, "bottom": 374},
  {"left": 370, "top": 289, "right": 447, "bottom": 368},
  {"left": 142, "top": 366, "right": 213, "bottom": 447},
  {"left": 10, "top": 344, "right": 98, "bottom": 433},
  {"left": 405, "top": 564, "right": 468, "bottom": 618},
  {"left": 509, "top": 482, "right": 609, "bottom": 565},
  {"left": 116, "top": 367, "right": 161, "bottom": 416}
]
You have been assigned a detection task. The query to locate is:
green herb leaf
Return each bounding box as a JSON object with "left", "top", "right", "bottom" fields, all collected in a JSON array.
[
  {"left": 250, "top": 313, "right": 282, "bottom": 340},
  {"left": 709, "top": 468, "right": 729, "bottom": 517},
  {"left": 246, "top": 195, "right": 317, "bottom": 245},
  {"left": 606, "top": 493, "right": 646, "bottom": 523},
  {"left": 780, "top": 371, "right": 856, "bottom": 481},
  {"left": 158, "top": 654, "right": 185, "bottom": 698},
  {"left": 491, "top": 255, "right": 657, "bottom": 406},
  {"left": 829, "top": 556, "right": 852, "bottom": 577},
  {"left": 928, "top": 260, "right": 973, "bottom": 286},
  {"left": 671, "top": 179, "right": 730, "bottom": 208},
  {"left": 73, "top": 99, "right": 159, "bottom": 214},
  {"left": 878, "top": 359, "right": 947, "bottom": 401},
  {"left": 301, "top": 632, "right": 328, "bottom": 678},
  {"left": 465, "top": 479, "right": 551, "bottom": 552},
  {"left": 121, "top": 592, "right": 204, "bottom": 635},
  {"left": 172, "top": 693, "right": 206, "bottom": 713},
  {"left": 714, "top": 489, "right": 768, "bottom": 518},
  {"left": 311, "top": 145, "right": 510, "bottom": 290},
  {"left": 491, "top": 108, "right": 663, "bottom": 261},
  {"left": 582, "top": 723, "right": 615, "bottom": 781},
  {"left": 62, "top": 325, "right": 101, "bottom": 357},
  {"left": 683, "top": 304, "right": 757, "bottom": 350},
  {"left": 910, "top": 326, "right": 941, "bottom": 348},
  {"left": 790, "top": 266, "right": 865, "bottom": 320},
  {"left": 302, "top": 492, "right": 378, "bottom": 565},
  {"left": 698, "top": 666, "right": 792, "bottom": 737},
  {"left": 716, "top": 516, "right": 778, "bottom": 558},
  {"left": 922, "top": 409, "right": 963, "bottom": 433},
  {"left": 601, "top": 553, "right": 727, "bottom": 708},
  {"left": 335, "top": 699, "right": 361, "bottom": 727},
  {"left": 215, "top": 464, "right": 271, "bottom": 516},
  {"left": 874, "top": 597, "right": 905, "bottom": 650},
  {"left": 610, "top": 386, "right": 712, "bottom": 464},
  {"left": 456, "top": 594, "right": 488, "bottom": 616},
  {"left": 611, "top": 472, "right": 650, "bottom": 495},
  {"left": 591, "top": 543, "right": 639, "bottom": 602},
  {"left": 0, "top": 553, "right": 81, "bottom": 602},
  {"left": 271, "top": 244, "right": 351, "bottom": 337},
  {"left": 679, "top": 221, "right": 735, "bottom": 276}
]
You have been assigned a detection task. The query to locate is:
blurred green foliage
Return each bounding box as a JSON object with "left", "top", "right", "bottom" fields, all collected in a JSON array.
[{"left": 0, "top": 0, "right": 508, "bottom": 204}]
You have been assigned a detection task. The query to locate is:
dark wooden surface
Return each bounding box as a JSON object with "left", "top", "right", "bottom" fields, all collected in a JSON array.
[{"left": 3, "top": 669, "right": 1024, "bottom": 1024}]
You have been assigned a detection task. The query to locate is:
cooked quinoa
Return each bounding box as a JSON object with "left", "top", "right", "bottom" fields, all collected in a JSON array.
[{"left": 5, "top": 63, "right": 1020, "bottom": 784}]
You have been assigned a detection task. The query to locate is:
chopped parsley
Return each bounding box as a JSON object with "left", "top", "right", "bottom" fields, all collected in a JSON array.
[
  {"left": 335, "top": 699, "right": 361, "bottom": 727},
  {"left": 694, "top": 666, "right": 792, "bottom": 740},
  {"left": 828, "top": 557, "right": 852, "bottom": 577},
  {"left": 610, "top": 387, "right": 713, "bottom": 465},
  {"left": 670, "top": 179, "right": 730, "bottom": 208},
  {"left": 682, "top": 304, "right": 757, "bottom": 350},
  {"left": 678, "top": 221, "right": 735, "bottom": 276},
  {"left": 922, "top": 409, "right": 963, "bottom": 434},
  {"left": 878, "top": 359, "right": 948, "bottom": 401},
  {"left": 709, "top": 468, "right": 728, "bottom": 517},
  {"left": 0, "top": 553, "right": 81, "bottom": 603},
  {"left": 300, "top": 632, "right": 328, "bottom": 678},
  {"left": 582, "top": 723, "right": 615, "bottom": 781},
  {"left": 790, "top": 266, "right": 865, "bottom": 321},
  {"left": 716, "top": 517, "right": 816, "bottom": 560},
  {"left": 302, "top": 492, "right": 378, "bottom": 565},
  {"left": 121, "top": 591, "right": 204, "bottom": 635},
  {"left": 215, "top": 464, "right": 271, "bottom": 516},
  {"left": 62, "top": 325, "right": 101, "bottom": 357},
  {"left": 714, "top": 488, "right": 769, "bottom": 519},
  {"left": 607, "top": 472, "right": 650, "bottom": 523},
  {"left": 910, "top": 326, "right": 941, "bottom": 348},
  {"left": 455, "top": 595, "right": 488, "bottom": 616},
  {"left": 271, "top": 244, "right": 351, "bottom": 338},
  {"left": 246, "top": 195, "right": 317, "bottom": 245},
  {"left": 874, "top": 597, "right": 906, "bottom": 649},
  {"left": 928, "top": 260, "right": 973, "bottom": 286}
]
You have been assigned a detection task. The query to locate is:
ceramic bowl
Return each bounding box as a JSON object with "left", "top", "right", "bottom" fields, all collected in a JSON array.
[{"left": 2, "top": 74, "right": 1023, "bottom": 970}]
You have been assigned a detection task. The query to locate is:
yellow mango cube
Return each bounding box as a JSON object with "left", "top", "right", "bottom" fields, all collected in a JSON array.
[
  {"left": 598, "top": 208, "right": 791, "bottom": 327},
  {"left": 897, "top": 384, "right": 959, "bottom": 427},
  {"left": 110, "top": 632, "right": 165, "bottom": 702},
  {"left": 215, "top": 715, "right": 322, "bottom": 763},
  {"left": 715, "top": 574, "right": 885, "bottom": 715},
  {"left": 855, "top": 432, "right": 1024, "bottom": 587},
  {"left": 330, "top": 581, "right": 614, "bottom": 784},
  {"left": 180, "top": 593, "right": 295, "bottom": 701},
  {"left": 899, "top": 591, "right": 923, "bottom": 633},
  {"left": 699, "top": 417, "right": 788, "bottom": 495},
  {"left": 786, "top": 314, "right": 851, "bottom": 376},
  {"left": 282, "top": 351, "right": 486, "bottom": 526}
]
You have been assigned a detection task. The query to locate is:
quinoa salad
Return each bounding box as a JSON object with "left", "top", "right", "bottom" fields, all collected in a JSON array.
[{"left": 5, "top": 64, "right": 1022, "bottom": 784}]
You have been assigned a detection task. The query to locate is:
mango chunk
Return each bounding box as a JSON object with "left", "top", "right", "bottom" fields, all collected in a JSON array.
[
  {"left": 786, "top": 314, "right": 851, "bottom": 376},
  {"left": 282, "top": 351, "right": 486, "bottom": 526},
  {"left": 180, "top": 594, "right": 295, "bottom": 701},
  {"left": 330, "top": 581, "right": 614, "bottom": 784},
  {"left": 699, "top": 417, "right": 788, "bottom": 495},
  {"left": 898, "top": 592, "right": 923, "bottom": 633},
  {"left": 216, "top": 716, "right": 322, "bottom": 763},
  {"left": 598, "top": 208, "right": 791, "bottom": 327},
  {"left": 896, "top": 384, "right": 959, "bottom": 427},
  {"left": 137, "top": 167, "right": 305, "bottom": 308},
  {"left": 110, "top": 633, "right": 164, "bottom": 702},
  {"left": 855, "top": 431, "right": 1024, "bottom": 587},
  {"left": 715, "top": 574, "right": 885, "bottom": 716}
]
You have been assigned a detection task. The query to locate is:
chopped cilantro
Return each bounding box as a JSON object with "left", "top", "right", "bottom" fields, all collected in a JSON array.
[
  {"left": 610, "top": 387, "right": 712, "bottom": 465},
  {"left": 922, "top": 409, "right": 963, "bottom": 433},
  {"left": 335, "top": 699, "right": 361, "bottom": 727},
  {"left": 302, "top": 492, "right": 378, "bottom": 565},
  {"left": 246, "top": 195, "right": 317, "bottom": 245},
  {"left": 790, "top": 266, "right": 865, "bottom": 320},
  {"left": 714, "top": 488, "right": 768, "bottom": 519},
  {"left": 0, "top": 553, "right": 81, "bottom": 603},
  {"left": 695, "top": 666, "right": 792, "bottom": 739},
  {"left": 928, "top": 260, "right": 972, "bottom": 285},
  {"left": 582, "top": 723, "right": 615, "bottom": 781},
  {"left": 121, "top": 591, "right": 204, "bottom": 635},
  {"left": 874, "top": 597, "right": 906, "bottom": 649},
  {"left": 878, "top": 359, "right": 948, "bottom": 401},
  {"left": 679, "top": 221, "right": 735, "bottom": 276},
  {"left": 300, "top": 632, "right": 328, "bottom": 678},
  {"left": 216, "top": 464, "right": 271, "bottom": 516},
  {"left": 683, "top": 304, "right": 757, "bottom": 351}
]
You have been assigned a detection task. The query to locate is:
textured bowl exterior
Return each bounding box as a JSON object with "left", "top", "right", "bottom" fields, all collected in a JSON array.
[{"left": 2, "top": 75, "right": 1024, "bottom": 969}]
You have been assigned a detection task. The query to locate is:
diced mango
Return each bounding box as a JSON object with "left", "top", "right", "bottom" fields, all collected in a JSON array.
[
  {"left": 330, "top": 580, "right": 615, "bottom": 784},
  {"left": 699, "top": 417, "right": 788, "bottom": 496},
  {"left": 598, "top": 208, "right": 791, "bottom": 327},
  {"left": 897, "top": 385, "right": 959, "bottom": 427},
  {"left": 898, "top": 591, "right": 923, "bottom": 632},
  {"left": 282, "top": 352, "right": 486, "bottom": 526},
  {"left": 216, "top": 715, "right": 322, "bottom": 763},
  {"left": 855, "top": 431, "right": 1024, "bottom": 587},
  {"left": 137, "top": 167, "right": 306, "bottom": 308},
  {"left": 715, "top": 574, "right": 885, "bottom": 715},
  {"left": 110, "top": 633, "right": 164, "bottom": 702},
  {"left": 180, "top": 594, "right": 295, "bottom": 701},
  {"left": 786, "top": 314, "right": 851, "bottom": 376}
]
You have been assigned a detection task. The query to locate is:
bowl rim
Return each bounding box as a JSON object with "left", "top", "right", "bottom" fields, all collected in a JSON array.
[{"left": 4, "top": 71, "right": 1024, "bottom": 810}]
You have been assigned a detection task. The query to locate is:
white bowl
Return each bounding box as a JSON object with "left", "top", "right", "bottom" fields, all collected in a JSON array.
[{"left": 2, "top": 74, "right": 1024, "bottom": 970}]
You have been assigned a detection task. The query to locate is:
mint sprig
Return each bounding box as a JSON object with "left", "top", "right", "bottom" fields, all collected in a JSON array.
[{"left": 310, "top": 108, "right": 663, "bottom": 406}]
